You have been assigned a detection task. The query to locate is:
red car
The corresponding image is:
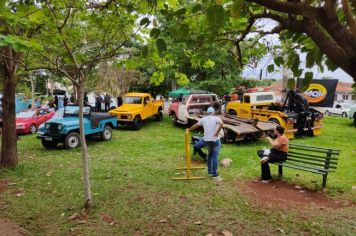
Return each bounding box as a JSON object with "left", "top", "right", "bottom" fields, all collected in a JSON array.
[{"left": 16, "top": 108, "right": 55, "bottom": 134}]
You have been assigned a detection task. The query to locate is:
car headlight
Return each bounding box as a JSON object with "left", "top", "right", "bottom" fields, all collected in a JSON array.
[
  {"left": 45, "top": 123, "right": 50, "bottom": 129},
  {"left": 58, "top": 124, "right": 63, "bottom": 130},
  {"left": 127, "top": 114, "right": 132, "bottom": 119}
]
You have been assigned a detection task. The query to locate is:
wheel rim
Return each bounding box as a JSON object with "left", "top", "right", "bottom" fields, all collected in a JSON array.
[
  {"left": 104, "top": 129, "right": 111, "bottom": 139},
  {"left": 30, "top": 125, "right": 36, "bottom": 134},
  {"left": 68, "top": 135, "right": 79, "bottom": 148}
]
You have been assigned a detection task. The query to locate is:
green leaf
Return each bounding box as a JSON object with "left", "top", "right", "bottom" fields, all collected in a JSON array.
[
  {"left": 141, "top": 45, "right": 148, "bottom": 58},
  {"left": 231, "top": 0, "right": 243, "bottom": 17},
  {"left": 305, "top": 51, "right": 315, "bottom": 68},
  {"left": 192, "top": 4, "right": 202, "bottom": 13},
  {"left": 274, "top": 56, "right": 283, "bottom": 67},
  {"left": 140, "top": 17, "right": 150, "bottom": 27},
  {"left": 291, "top": 55, "right": 300, "bottom": 75},
  {"left": 174, "top": 8, "right": 186, "bottom": 16},
  {"left": 28, "top": 10, "right": 45, "bottom": 24},
  {"left": 267, "top": 64, "right": 274, "bottom": 73},
  {"left": 302, "top": 72, "right": 313, "bottom": 92},
  {"left": 206, "top": 5, "right": 226, "bottom": 28},
  {"left": 287, "top": 78, "right": 296, "bottom": 90},
  {"left": 176, "top": 24, "right": 189, "bottom": 39},
  {"left": 325, "top": 58, "right": 338, "bottom": 71},
  {"left": 156, "top": 38, "right": 167, "bottom": 56},
  {"left": 150, "top": 28, "right": 161, "bottom": 38}
]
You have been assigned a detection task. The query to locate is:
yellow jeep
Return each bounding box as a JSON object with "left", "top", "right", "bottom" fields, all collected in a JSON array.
[{"left": 108, "top": 93, "right": 164, "bottom": 130}]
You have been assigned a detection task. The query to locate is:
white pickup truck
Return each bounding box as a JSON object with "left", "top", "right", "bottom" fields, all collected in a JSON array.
[
  {"left": 168, "top": 93, "right": 219, "bottom": 125},
  {"left": 324, "top": 102, "right": 350, "bottom": 117}
]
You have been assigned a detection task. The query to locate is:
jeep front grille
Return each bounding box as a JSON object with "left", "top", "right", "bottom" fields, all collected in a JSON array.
[{"left": 48, "top": 124, "right": 59, "bottom": 136}]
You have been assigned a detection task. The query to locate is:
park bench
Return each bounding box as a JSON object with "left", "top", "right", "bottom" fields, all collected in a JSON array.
[{"left": 271, "top": 143, "right": 341, "bottom": 188}]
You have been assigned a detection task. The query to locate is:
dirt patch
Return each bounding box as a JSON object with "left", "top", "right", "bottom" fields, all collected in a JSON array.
[
  {"left": 237, "top": 179, "right": 354, "bottom": 210},
  {"left": 0, "top": 179, "right": 9, "bottom": 194},
  {"left": 0, "top": 218, "right": 32, "bottom": 236}
]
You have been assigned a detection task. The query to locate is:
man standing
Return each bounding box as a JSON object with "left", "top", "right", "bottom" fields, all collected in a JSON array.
[
  {"left": 104, "top": 93, "right": 111, "bottom": 112},
  {"left": 117, "top": 95, "right": 123, "bottom": 107},
  {"left": 188, "top": 107, "right": 223, "bottom": 180}
]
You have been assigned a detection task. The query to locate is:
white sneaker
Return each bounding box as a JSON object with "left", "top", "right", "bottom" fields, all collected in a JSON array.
[
  {"left": 260, "top": 156, "right": 269, "bottom": 164},
  {"left": 212, "top": 176, "right": 223, "bottom": 182},
  {"left": 261, "top": 179, "right": 272, "bottom": 184}
]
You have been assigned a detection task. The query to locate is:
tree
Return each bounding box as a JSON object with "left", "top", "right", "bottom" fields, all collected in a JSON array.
[
  {"left": 245, "top": 0, "right": 356, "bottom": 82},
  {"left": 30, "top": 0, "right": 152, "bottom": 209},
  {"left": 148, "top": 0, "right": 356, "bottom": 87},
  {"left": 0, "top": 1, "right": 43, "bottom": 168}
]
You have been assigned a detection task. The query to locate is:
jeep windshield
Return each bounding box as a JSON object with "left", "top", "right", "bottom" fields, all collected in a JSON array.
[
  {"left": 64, "top": 106, "right": 90, "bottom": 116},
  {"left": 124, "top": 96, "right": 142, "bottom": 104}
]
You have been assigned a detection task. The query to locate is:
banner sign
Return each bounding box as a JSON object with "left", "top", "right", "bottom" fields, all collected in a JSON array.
[{"left": 297, "top": 79, "right": 338, "bottom": 107}]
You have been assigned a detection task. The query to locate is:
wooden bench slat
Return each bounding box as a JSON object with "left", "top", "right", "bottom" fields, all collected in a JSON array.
[
  {"left": 287, "top": 154, "right": 338, "bottom": 165},
  {"left": 289, "top": 144, "right": 341, "bottom": 153},
  {"left": 274, "top": 162, "right": 336, "bottom": 173},
  {"left": 273, "top": 162, "right": 326, "bottom": 174},
  {"left": 287, "top": 151, "right": 339, "bottom": 161},
  {"left": 289, "top": 145, "right": 340, "bottom": 155},
  {"left": 286, "top": 158, "right": 337, "bottom": 169},
  {"left": 283, "top": 161, "right": 336, "bottom": 172}
]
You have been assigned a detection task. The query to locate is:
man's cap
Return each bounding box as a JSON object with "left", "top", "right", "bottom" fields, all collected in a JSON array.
[{"left": 207, "top": 107, "right": 215, "bottom": 114}]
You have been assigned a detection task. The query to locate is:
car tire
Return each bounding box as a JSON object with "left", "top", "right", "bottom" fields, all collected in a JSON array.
[
  {"left": 172, "top": 113, "right": 178, "bottom": 126},
  {"left": 41, "top": 139, "right": 58, "bottom": 149},
  {"left": 64, "top": 132, "right": 81, "bottom": 149},
  {"left": 269, "top": 118, "right": 280, "bottom": 125},
  {"left": 325, "top": 110, "right": 330, "bottom": 116},
  {"left": 101, "top": 125, "right": 112, "bottom": 141},
  {"left": 29, "top": 124, "right": 37, "bottom": 134},
  {"left": 132, "top": 116, "right": 142, "bottom": 130},
  {"left": 228, "top": 109, "right": 237, "bottom": 115},
  {"left": 155, "top": 110, "right": 163, "bottom": 121},
  {"left": 342, "top": 112, "right": 347, "bottom": 118}
]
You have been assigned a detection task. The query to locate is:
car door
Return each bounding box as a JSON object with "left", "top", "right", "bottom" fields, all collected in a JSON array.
[
  {"left": 142, "top": 96, "right": 152, "bottom": 119},
  {"left": 37, "top": 110, "right": 47, "bottom": 125},
  {"left": 334, "top": 104, "right": 342, "bottom": 116}
]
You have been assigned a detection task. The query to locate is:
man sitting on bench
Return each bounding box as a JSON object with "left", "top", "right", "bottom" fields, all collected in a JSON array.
[{"left": 257, "top": 125, "right": 289, "bottom": 183}]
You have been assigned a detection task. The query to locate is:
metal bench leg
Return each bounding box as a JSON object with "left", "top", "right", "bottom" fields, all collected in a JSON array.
[
  {"left": 322, "top": 174, "right": 328, "bottom": 188},
  {"left": 278, "top": 165, "right": 283, "bottom": 178}
]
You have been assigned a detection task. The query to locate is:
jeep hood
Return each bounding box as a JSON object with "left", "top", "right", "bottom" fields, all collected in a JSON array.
[
  {"left": 46, "top": 116, "right": 87, "bottom": 126},
  {"left": 111, "top": 104, "right": 142, "bottom": 113}
]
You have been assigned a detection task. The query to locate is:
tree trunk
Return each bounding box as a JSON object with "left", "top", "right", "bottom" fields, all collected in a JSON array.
[
  {"left": 73, "top": 81, "right": 78, "bottom": 104},
  {"left": 0, "top": 66, "right": 18, "bottom": 168},
  {"left": 30, "top": 76, "right": 36, "bottom": 108},
  {"left": 77, "top": 79, "right": 92, "bottom": 209}
]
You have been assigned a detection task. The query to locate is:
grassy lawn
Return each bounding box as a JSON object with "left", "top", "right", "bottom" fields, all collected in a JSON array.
[{"left": 0, "top": 116, "right": 355, "bottom": 235}]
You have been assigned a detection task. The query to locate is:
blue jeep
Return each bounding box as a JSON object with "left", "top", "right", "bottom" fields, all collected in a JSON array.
[{"left": 37, "top": 105, "right": 117, "bottom": 149}]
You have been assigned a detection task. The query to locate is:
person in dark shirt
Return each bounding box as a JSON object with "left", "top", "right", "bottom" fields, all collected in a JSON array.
[
  {"left": 54, "top": 95, "right": 59, "bottom": 111},
  {"left": 178, "top": 93, "right": 183, "bottom": 102},
  {"left": 95, "top": 95, "right": 103, "bottom": 112},
  {"left": 84, "top": 92, "right": 89, "bottom": 106},
  {"left": 117, "top": 95, "right": 123, "bottom": 107},
  {"left": 104, "top": 93, "right": 111, "bottom": 112}
]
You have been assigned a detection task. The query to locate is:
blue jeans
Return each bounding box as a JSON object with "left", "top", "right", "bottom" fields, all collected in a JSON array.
[
  {"left": 193, "top": 138, "right": 207, "bottom": 160},
  {"left": 206, "top": 139, "right": 221, "bottom": 176}
]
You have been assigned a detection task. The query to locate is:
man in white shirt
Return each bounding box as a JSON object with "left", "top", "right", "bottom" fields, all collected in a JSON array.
[{"left": 188, "top": 107, "right": 223, "bottom": 179}]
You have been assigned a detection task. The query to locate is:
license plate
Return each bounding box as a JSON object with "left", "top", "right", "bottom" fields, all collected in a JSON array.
[{"left": 45, "top": 137, "right": 53, "bottom": 141}]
